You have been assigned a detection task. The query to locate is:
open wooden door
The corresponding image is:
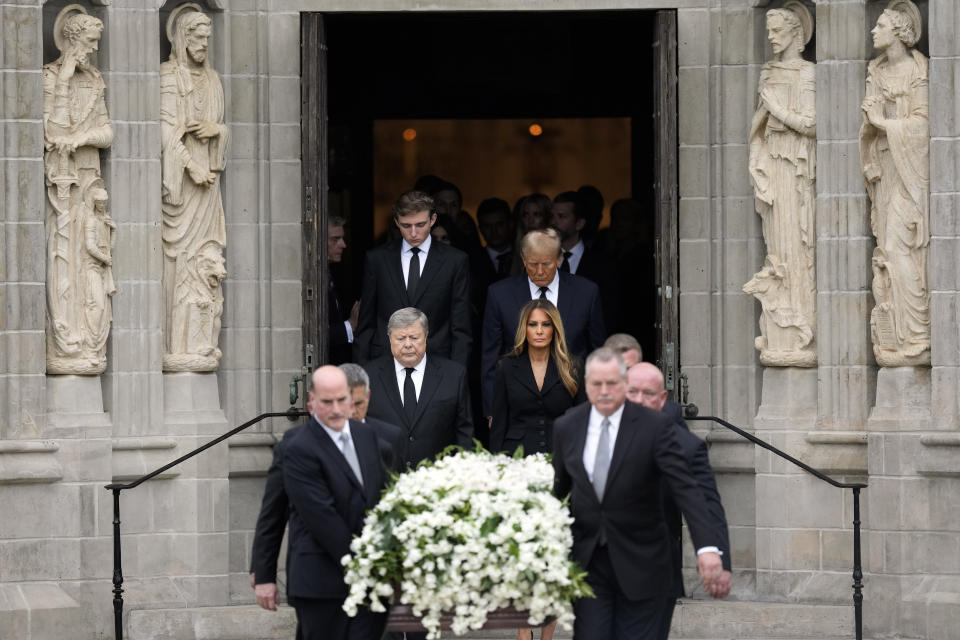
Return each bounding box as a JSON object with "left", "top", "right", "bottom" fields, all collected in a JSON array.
[
  {"left": 300, "top": 14, "right": 328, "bottom": 374},
  {"left": 652, "top": 10, "right": 679, "bottom": 397}
]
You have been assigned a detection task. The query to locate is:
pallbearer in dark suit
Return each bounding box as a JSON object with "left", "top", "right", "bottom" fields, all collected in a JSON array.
[
  {"left": 626, "top": 362, "right": 732, "bottom": 639},
  {"left": 282, "top": 366, "right": 391, "bottom": 640},
  {"left": 354, "top": 191, "right": 472, "bottom": 366},
  {"left": 340, "top": 362, "right": 405, "bottom": 472},
  {"left": 553, "top": 348, "right": 726, "bottom": 640},
  {"left": 328, "top": 217, "right": 359, "bottom": 365},
  {"left": 249, "top": 363, "right": 399, "bottom": 624},
  {"left": 364, "top": 307, "right": 474, "bottom": 470},
  {"left": 482, "top": 228, "right": 606, "bottom": 417}
]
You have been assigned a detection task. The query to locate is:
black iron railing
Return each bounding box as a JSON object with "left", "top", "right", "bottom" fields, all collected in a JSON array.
[
  {"left": 687, "top": 414, "right": 867, "bottom": 640},
  {"left": 104, "top": 409, "right": 308, "bottom": 640}
]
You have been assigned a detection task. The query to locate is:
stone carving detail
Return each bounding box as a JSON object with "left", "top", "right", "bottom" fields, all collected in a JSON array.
[
  {"left": 860, "top": 0, "right": 930, "bottom": 367},
  {"left": 161, "top": 4, "right": 229, "bottom": 372},
  {"left": 745, "top": 1, "right": 817, "bottom": 367},
  {"left": 43, "top": 5, "right": 116, "bottom": 375}
]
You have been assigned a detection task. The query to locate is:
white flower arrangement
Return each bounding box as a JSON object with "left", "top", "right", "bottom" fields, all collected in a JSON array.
[{"left": 341, "top": 448, "right": 593, "bottom": 639}]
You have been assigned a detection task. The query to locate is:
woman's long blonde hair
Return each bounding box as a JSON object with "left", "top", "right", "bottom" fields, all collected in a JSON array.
[{"left": 509, "top": 299, "right": 578, "bottom": 397}]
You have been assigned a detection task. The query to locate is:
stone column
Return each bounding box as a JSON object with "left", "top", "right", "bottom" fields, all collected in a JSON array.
[
  {"left": 863, "top": 1, "right": 960, "bottom": 638},
  {"left": 678, "top": 3, "right": 765, "bottom": 596}
]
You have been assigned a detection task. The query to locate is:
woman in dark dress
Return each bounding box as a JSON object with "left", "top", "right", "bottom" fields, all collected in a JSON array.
[
  {"left": 491, "top": 298, "right": 584, "bottom": 455},
  {"left": 490, "top": 299, "right": 583, "bottom": 640}
]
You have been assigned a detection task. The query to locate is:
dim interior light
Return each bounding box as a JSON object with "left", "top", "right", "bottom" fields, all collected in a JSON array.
[
  {"left": 528, "top": 123, "right": 543, "bottom": 137},
  {"left": 402, "top": 128, "right": 417, "bottom": 142}
]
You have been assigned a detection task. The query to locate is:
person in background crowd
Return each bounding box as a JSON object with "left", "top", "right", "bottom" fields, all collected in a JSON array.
[
  {"left": 340, "top": 363, "right": 405, "bottom": 473},
  {"left": 625, "top": 362, "right": 732, "bottom": 639},
  {"left": 510, "top": 193, "right": 552, "bottom": 275},
  {"left": 482, "top": 228, "right": 605, "bottom": 418},
  {"left": 577, "top": 184, "right": 605, "bottom": 247},
  {"left": 327, "top": 217, "right": 359, "bottom": 365},
  {"left": 477, "top": 197, "right": 516, "bottom": 282},
  {"left": 604, "top": 333, "right": 642, "bottom": 368},
  {"left": 430, "top": 214, "right": 454, "bottom": 245},
  {"left": 551, "top": 191, "right": 620, "bottom": 333}
]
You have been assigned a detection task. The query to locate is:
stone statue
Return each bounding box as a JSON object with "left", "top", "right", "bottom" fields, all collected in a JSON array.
[
  {"left": 745, "top": 1, "right": 816, "bottom": 367},
  {"left": 860, "top": 0, "right": 930, "bottom": 367},
  {"left": 160, "top": 4, "right": 229, "bottom": 372},
  {"left": 43, "top": 5, "right": 115, "bottom": 375}
]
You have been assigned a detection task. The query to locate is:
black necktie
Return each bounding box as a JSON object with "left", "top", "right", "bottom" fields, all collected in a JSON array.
[
  {"left": 538, "top": 286, "right": 549, "bottom": 300},
  {"left": 560, "top": 250, "right": 572, "bottom": 273},
  {"left": 403, "top": 367, "right": 417, "bottom": 422},
  {"left": 407, "top": 247, "right": 421, "bottom": 299}
]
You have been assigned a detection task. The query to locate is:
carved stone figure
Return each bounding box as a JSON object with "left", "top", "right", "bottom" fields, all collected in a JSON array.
[
  {"left": 161, "top": 4, "right": 229, "bottom": 372},
  {"left": 860, "top": 0, "right": 930, "bottom": 367},
  {"left": 745, "top": 2, "right": 816, "bottom": 367},
  {"left": 43, "top": 5, "right": 115, "bottom": 375}
]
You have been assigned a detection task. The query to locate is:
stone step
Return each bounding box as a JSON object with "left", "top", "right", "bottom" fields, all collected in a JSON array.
[{"left": 126, "top": 599, "right": 858, "bottom": 640}]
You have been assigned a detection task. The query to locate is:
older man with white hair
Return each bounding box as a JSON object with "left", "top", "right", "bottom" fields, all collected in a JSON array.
[{"left": 364, "top": 307, "right": 473, "bottom": 469}]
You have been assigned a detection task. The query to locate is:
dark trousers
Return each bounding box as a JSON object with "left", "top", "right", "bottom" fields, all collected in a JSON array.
[
  {"left": 291, "top": 596, "right": 387, "bottom": 640},
  {"left": 573, "top": 546, "right": 665, "bottom": 640},
  {"left": 656, "top": 597, "right": 678, "bottom": 640}
]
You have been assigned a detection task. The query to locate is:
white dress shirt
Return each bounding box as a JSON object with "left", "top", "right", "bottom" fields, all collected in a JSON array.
[
  {"left": 581, "top": 402, "right": 720, "bottom": 557},
  {"left": 401, "top": 234, "right": 431, "bottom": 288},
  {"left": 564, "top": 239, "right": 585, "bottom": 275},
  {"left": 318, "top": 419, "right": 355, "bottom": 454},
  {"left": 526, "top": 269, "right": 560, "bottom": 306},
  {"left": 394, "top": 355, "right": 426, "bottom": 404},
  {"left": 582, "top": 404, "right": 623, "bottom": 482}
]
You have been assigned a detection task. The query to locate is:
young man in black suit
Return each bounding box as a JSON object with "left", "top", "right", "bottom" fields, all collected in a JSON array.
[
  {"left": 552, "top": 348, "right": 726, "bottom": 639},
  {"left": 481, "top": 227, "right": 606, "bottom": 417},
  {"left": 354, "top": 191, "right": 472, "bottom": 366},
  {"left": 281, "top": 366, "right": 391, "bottom": 640},
  {"left": 626, "top": 362, "right": 732, "bottom": 639},
  {"left": 363, "top": 307, "right": 474, "bottom": 470}
]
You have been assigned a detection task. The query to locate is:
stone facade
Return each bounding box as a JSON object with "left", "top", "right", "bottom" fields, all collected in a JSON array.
[{"left": 0, "top": 1, "right": 958, "bottom": 639}]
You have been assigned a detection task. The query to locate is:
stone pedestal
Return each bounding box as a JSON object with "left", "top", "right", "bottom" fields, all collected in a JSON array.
[
  {"left": 163, "top": 372, "right": 229, "bottom": 436},
  {"left": 45, "top": 375, "right": 112, "bottom": 438},
  {"left": 868, "top": 366, "right": 932, "bottom": 430},
  {"left": 755, "top": 367, "right": 818, "bottom": 429}
]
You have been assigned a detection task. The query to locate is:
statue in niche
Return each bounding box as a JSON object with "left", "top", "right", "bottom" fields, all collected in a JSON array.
[
  {"left": 745, "top": 1, "right": 817, "bottom": 367},
  {"left": 161, "top": 3, "right": 229, "bottom": 372},
  {"left": 43, "top": 5, "right": 115, "bottom": 375},
  {"left": 860, "top": 0, "right": 930, "bottom": 367}
]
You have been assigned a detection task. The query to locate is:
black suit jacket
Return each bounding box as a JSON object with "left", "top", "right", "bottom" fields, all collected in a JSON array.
[
  {"left": 354, "top": 240, "right": 472, "bottom": 365},
  {"left": 282, "top": 418, "right": 388, "bottom": 600},
  {"left": 481, "top": 272, "right": 606, "bottom": 415},
  {"left": 574, "top": 246, "right": 621, "bottom": 335},
  {"left": 249, "top": 421, "right": 398, "bottom": 585},
  {"left": 490, "top": 354, "right": 585, "bottom": 454},
  {"left": 552, "top": 402, "right": 720, "bottom": 600},
  {"left": 364, "top": 355, "right": 474, "bottom": 468},
  {"left": 659, "top": 400, "right": 731, "bottom": 596},
  {"left": 328, "top": 274, "right": 352, "bottom": 365}
]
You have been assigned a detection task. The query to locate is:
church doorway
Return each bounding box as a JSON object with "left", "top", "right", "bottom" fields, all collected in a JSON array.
[{"left": 301, "top": 10, "right": 679, "bottom": 391}]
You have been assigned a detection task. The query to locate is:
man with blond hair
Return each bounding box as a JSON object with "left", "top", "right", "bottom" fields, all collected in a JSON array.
[{"left": 481, "top": 228, "right": 606, "bottom": 417}]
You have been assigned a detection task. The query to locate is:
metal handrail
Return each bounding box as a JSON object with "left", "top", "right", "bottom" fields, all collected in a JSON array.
[
  {"left": 104, "top": 409, "right": 308, "bottom": 640},
  {"left": 688, "top": 415, "right": 866, "bottom": 640}
]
